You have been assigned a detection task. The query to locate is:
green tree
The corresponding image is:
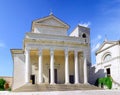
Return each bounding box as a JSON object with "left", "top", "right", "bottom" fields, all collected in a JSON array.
[{"left": 0, "top": 78, "right": 6, "bottom": 90}]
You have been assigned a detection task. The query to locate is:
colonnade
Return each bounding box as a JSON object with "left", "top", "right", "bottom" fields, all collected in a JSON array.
[{"left": 25, "top": 48, "right": 88, "bottom": 84}]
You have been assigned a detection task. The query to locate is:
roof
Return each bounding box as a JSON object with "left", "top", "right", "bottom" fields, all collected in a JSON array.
[{"left": 0, "top": 76, "right": 12, "bottom": 78}]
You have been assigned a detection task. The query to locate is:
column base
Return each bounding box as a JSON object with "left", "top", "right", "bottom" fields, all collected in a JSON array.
[
  {"left": 84, "top": 82, "right": 89, "bottom": 84},
  {"left": 38, "top": 82, "right": 44, "bottom": 85},
  {"left": 74, "top": 82, "right": 80, "bottom": 84},
  {"left": 25, "top": 82, "right": 30, "bottom": 84},
  {"left": 65, "top": 82, "right": 70, "bottom": 85},
  {"left": 39, "top": 82, "right": 43, "bottom": 84},
  {"left": 50, "top": 83, "right": 56, "bottom": 85}
]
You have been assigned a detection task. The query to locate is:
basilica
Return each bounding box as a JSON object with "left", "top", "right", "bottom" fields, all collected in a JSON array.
[{"left": 11, "top": 14, "right": 97, "bottom": 91}]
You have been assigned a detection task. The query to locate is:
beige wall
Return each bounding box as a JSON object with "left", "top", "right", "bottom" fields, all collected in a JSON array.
[{"left": 30, "top": 54, "right": 66, "bottom": 84}]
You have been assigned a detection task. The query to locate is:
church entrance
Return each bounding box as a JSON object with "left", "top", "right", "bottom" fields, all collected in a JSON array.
[
  {"left": 106, "top": 68, "right": 111, "bottom": 76},
  {"left": 49, "top": 69, "right": 57, "bottom": 83},
  {"left": 69, "top": 75, "right": 74, "bottom": 84},
  {"left": 30, "top": 75, "right": 35, "bottom": 84}
]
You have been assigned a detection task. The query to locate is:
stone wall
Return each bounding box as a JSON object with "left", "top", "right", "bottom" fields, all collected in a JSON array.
[{"left": 12, "top": 54, "right": 25, "bottom": 90}]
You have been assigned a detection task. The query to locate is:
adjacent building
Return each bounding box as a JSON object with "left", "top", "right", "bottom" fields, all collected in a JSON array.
[
  {"left": 90, "top": 40, "right": 120, "bottom": 89},
  {"left": 11, "top": 14, "right": 91, "bottom": 91}
]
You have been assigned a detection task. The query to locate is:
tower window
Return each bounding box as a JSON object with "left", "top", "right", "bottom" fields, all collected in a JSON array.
[{"left": 82, "top": 33, "right": 86, "bottom": 38}]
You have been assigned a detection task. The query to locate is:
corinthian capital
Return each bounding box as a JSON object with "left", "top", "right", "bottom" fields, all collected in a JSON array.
[
  {"left": 38, "top": 48, "right": 43, "bottom": 55},
  {"left": 50, "top": 48, "right": 54, "bottom": 55}
]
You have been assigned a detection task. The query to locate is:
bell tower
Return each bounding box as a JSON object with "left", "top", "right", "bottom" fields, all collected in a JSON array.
[
  {"left": 69, "top": 25, "right": 90, "bottom": 44},
  {"left": 78, "top": 25, "right": 90, "bottom": 44}
]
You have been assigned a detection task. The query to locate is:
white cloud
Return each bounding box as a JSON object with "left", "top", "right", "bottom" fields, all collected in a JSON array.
[
  {"left": 79, "top": 22, "right": 91, "bottom": 27},
  {"left": 92, "top": 43, "right": 101, "bottom": 52},
  {"left": 91, "top": 35, "right": 102, "bottom": 44},
  {"left": 91, "top": 35, "right": 102, "bottom": 53},
  {"left": 98, "top": 35, "right": 102, "bottom": 39},
  {"left": 0, "top": 42, "right": 5, "bottom": 48}
]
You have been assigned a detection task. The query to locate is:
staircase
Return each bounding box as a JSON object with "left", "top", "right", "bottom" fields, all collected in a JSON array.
[{"left": 13, "top": 84, "right": 101, "bottom": 92}]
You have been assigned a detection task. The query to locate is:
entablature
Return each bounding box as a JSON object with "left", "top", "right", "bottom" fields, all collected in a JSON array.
[
  {"left": 24, "top": 43, "right": 87, "bottom": 52},
  {"left": 11, "top": 49, "right": 24, "bottom": 54},
  {"left": 25, "top": 32, "right": 87, "bottom": 45}
]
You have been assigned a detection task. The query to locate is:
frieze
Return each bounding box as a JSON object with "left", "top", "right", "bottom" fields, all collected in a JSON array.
[{"left": 25, "top": 43, "right": 85, "bottom": 52}]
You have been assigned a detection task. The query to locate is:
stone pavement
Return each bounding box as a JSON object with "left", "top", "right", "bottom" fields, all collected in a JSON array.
[{"left": 0, "top": 90, "right": 120, "bottom": 95}]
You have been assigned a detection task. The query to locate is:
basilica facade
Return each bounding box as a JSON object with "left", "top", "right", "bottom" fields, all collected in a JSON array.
[{"left": 11, "top": 14, "right": 91, "bottom": 91}]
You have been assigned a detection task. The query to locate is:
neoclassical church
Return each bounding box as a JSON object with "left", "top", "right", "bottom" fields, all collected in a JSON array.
[
  {"left": 11, "top": 14, "right": 96, "bottom": 91},
  {"left": 90, "top": 40, "right": 120, "bottom": 89}
]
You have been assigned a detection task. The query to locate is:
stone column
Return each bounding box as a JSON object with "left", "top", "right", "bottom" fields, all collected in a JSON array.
[
  {"left": 25, "top": 48, "right": 30, "bottom": 83},
  {"left": 65, "top": 49, "right": 69, "bottom": 84},
  {"left": 84, "top": 55, "right": 88, "bottom": 84},
  {"left": 38, "top": 49, "right": 43, "bottom": 83},
  {"left": 50, "top": 49, "right": 55, "bottom": 84},
  {"left": 78, "top": 53, "right": 82, "bottom": 83},
  {"left": 74, "top": 50, "right": 79, "bottom": 84}
]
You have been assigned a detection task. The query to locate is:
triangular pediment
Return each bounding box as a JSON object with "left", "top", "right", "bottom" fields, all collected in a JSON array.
[
  {"left": 31, "top": 15, "right": 69, "bottom": 36},
  {"left": 96, "top": 41, "right": 116, "bottom": 53},
  {"left": 33, "top": 15, "right": 69, "bottom": 28}
]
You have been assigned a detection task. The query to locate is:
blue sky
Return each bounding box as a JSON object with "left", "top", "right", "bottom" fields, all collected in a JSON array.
[{"left": 0, "top": 0, "right": 120, "bottom": 76}]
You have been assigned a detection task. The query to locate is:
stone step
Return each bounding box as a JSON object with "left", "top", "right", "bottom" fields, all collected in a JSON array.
[{"left": 13, "top": 84, "right": 101, "bottom": 92}]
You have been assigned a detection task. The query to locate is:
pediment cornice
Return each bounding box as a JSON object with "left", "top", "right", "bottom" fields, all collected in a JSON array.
[
  {"left": 96, "top": 41, "right": 118, "bottom": 55},
  {"left": 32, "top": 15, "right": 70, "bottom": 30}
]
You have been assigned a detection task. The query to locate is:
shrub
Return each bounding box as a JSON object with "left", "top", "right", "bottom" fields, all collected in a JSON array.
[
  {"left": 7, "top": 88, "right": 11, "bottom": 91},
  {"left": 95, "top": 76, "right": 112, "bottom": 89},
  {"left": 0, "top": 78, "right": 6, "bottom": 90},
  {"left": 104, "top": 77, "right": 112, "bottom": 89}
]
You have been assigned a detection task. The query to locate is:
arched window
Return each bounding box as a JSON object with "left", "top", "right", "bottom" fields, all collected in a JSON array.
[
  {"left": 103, "top": 54, "right": 111, "bottom": 62},
  {"left": 82, "top": 33, "right": 86, "bottom": 38}
]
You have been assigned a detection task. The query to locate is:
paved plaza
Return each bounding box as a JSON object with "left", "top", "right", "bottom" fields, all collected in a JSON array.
[{"left": 0, "top": 90, "right": 120, "bottom": 95}]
